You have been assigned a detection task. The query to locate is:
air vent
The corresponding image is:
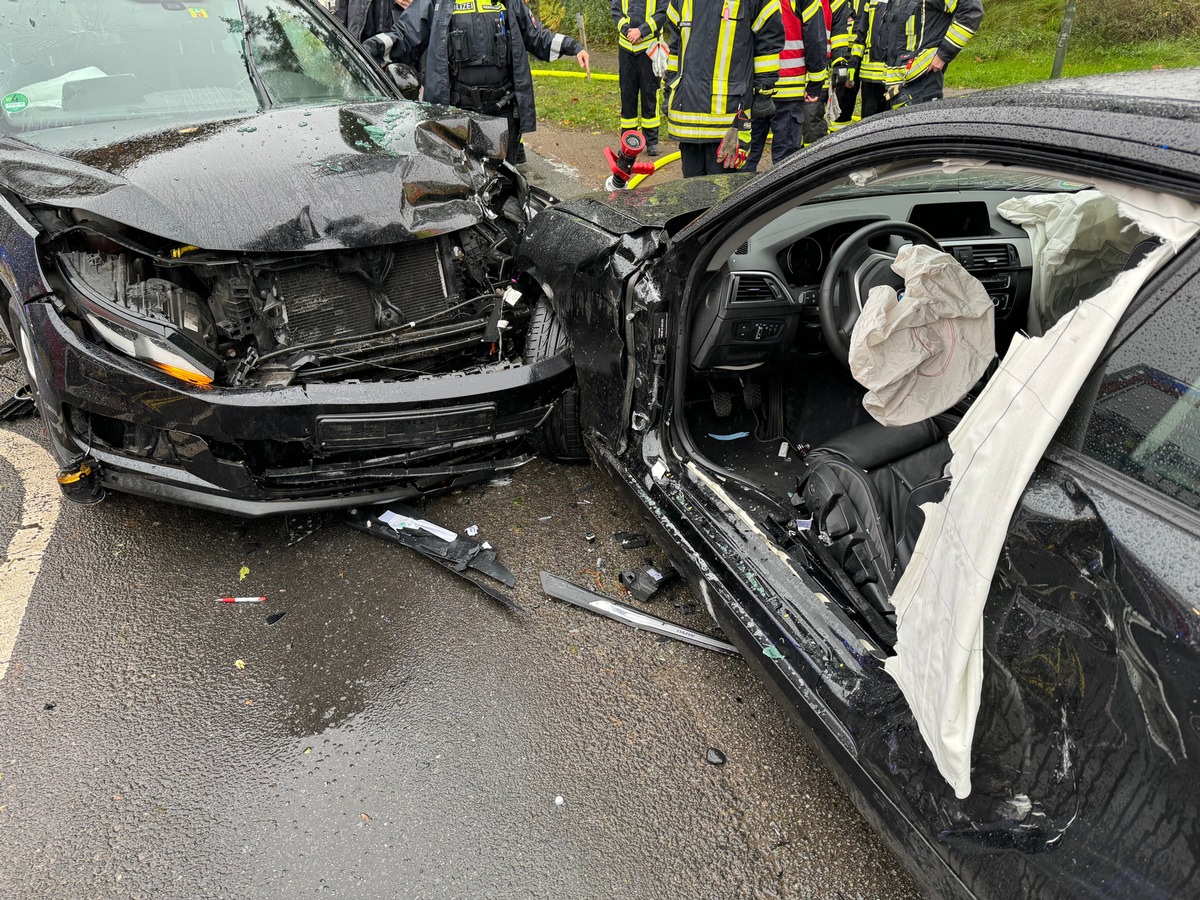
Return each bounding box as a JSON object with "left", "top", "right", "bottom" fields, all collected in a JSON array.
[
  {"left": 735, "top": 240, "right": 750, "bottom": 255},
  {"left": 953, "top": 243, "right": 1017, "bottom": 269},
  {"left": 732, "top": 274, "right": 784, "bottom": 304}
]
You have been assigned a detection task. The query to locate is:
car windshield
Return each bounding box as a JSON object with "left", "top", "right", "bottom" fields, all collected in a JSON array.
[{"left": 0, "top": 0, "right": 388, "bottom": 134}]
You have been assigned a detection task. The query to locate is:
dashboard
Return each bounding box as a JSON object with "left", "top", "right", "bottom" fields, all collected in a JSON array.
[{"left": 690, "top": 190, "right": 1035, "bottom": 370}]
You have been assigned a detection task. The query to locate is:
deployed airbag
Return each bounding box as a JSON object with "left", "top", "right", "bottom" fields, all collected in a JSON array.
[
  {"left": 849, "top": 245, "right": 996, "bottom": 427},
  {"left": 884, "top": 187, "right": 1200, "bottom": 800}
]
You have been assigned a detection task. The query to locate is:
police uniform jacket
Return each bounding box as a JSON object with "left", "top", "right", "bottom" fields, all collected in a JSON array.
[
  {"left": 664, "top": 0, "right": 785, "bottom": 141},
  {"left": 374, "top": 0, "right": 582, "bottom": 133},
  {"left": 336, "top": 0, "right": 398, "bottom": 41}
]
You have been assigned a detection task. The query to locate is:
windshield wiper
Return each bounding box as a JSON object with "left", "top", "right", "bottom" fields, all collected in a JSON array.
[{"left": 233, "top": 0, "right": 272, "bottom": 110}]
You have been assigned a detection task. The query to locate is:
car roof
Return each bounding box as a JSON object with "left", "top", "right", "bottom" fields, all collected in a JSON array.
[{"left": 974, "top": 67, "right": 1200, "bottom": 109}]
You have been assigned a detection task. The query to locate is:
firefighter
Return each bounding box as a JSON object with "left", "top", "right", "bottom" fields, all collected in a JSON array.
[
  {"left": 612, "top": 0, "right": 668, "bottom": 156},
  {"left": 846, "top": 0, "right": 889, "bottom": 119},
  {"left": 878, "top": 0, "right": 982, "bottom": 108},
  {"left": 663, "top": 0, "right": 784, "bottom": 178},
  {"left": 745, "top": 0, "right": 826, "bottom": 171},
  {"left": 363, "top": 0, "right": 590, "bottom": 164},
  {"left": 827, "top": 0, "right": 858, "bottom": 129}
]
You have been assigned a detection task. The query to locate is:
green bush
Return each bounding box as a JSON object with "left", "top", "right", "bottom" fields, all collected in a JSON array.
[
  {"left": 1074, "top": 0, "right": 1200, "bottom": 44},
  {"left": 529, "top": 0, "right": 619, "bottom": 47}
]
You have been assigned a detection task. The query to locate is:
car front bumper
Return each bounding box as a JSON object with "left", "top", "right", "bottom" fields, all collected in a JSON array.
[{"left": 16, "top": 299, "right": 574, "bottom": 517}]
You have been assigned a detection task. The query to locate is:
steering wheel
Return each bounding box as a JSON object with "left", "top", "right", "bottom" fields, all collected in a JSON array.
[{"left": 818, "top": 220, "right": 943, "bottom": 366}]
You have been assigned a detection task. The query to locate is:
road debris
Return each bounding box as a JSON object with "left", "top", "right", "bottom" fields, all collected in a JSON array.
[
  {"left": 285, "top": 512, "right": 326, "bottom": 547},
  {"left": 466, "top": 525, "right": 480, "bottom": 537},
  {"left": 614, "top": 531, "right": 649, "bottom": 550},
  {"left": 265, "top": 612, "right": 287, "bottom": 626},
  {"left": 554, "top": 795, "right": 565, "bottom": 806},
  {"left": 217, "top": 596, "right": 266, "bottom": 603},
  {"left": 238, "top": 565, "right": 250, "bottom": 582},
  {"left": 347, "top": 506, "right": 525, "bottom": 614},
  {"left": 619, "top": 562, "right": 678, "bottom": 602},
  {"left": 0, "top": 384, "right": 35, "bottom": 420},
  {"left": 234, "top": 659, "right": 246, "bottom": 670},
  {"left": 706, "top": 748, "right": 727, "bottom": 766},
  {"left": 540, "top": 571, "right": 740, "bottom": 656},
  {"left": 583, "top": 529, "right": 597, "bottom": 543}
]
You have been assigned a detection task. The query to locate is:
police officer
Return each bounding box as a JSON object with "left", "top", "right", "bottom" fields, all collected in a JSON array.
[
  {"left": 878, "top": 0, "right": 982, "bottom": 108},
  {"left": 335, "top": 0, "right": 402, "bottom": 42},
  {"left": 663, "top": 0, "right": 784, "bottom": 177},
  {"left": 612, "top": 0, "right": 667, "bottom": 155},
  {"left": 745, "top": 0, "right": 826, "bottom": 171},
  {"left": 364, "top": 0, "right": 590, "bottom": 164}
]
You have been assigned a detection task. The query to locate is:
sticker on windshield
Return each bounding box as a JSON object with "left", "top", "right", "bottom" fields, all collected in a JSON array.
[
  {"left": 1, "top": 93, "right": 28, "bottom": 114},
  {"left": 189, "top": 7, "right": 209, "bottom": 17}
]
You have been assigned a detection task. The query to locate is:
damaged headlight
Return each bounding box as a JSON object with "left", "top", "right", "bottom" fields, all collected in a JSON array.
[{"left": 57, "top": 251, "right": 220, "bottom": 386}]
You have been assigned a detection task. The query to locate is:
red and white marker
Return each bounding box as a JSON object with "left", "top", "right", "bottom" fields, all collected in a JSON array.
[{"left": 217, "top": 596, "right": 267, "bottom": 603}]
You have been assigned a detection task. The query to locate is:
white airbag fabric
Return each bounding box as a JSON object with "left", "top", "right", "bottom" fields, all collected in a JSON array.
[
  {"left": 849, "top": 245, "right": 996, "bottom": 427},
  {"left": 884, "top": 188, "right": 1200, "bottom": 800}
]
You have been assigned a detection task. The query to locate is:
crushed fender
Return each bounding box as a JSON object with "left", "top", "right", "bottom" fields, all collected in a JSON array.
[
  {"left": 347, "top": 506, "right": 525, "bottom": 614},
  {"left": 540, "top": 571, "right": 739, "bottom": 656}
]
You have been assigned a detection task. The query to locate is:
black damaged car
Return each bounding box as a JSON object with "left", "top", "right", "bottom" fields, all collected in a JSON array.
[
  {"left": 0, "top": 0, "right": 578, "bottom": 516},
  {"left": 518, "top": 71, "right": 1200, "bottom": 898}
]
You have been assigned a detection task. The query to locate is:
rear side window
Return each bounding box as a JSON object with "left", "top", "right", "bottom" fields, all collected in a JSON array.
[{"left": 1080, "top": 287, "right": 1200, "bottom": 510}]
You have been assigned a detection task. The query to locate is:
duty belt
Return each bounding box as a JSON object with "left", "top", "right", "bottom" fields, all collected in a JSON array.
[{"left": 449, "top": 84, "right": 514, "bottom": 111}]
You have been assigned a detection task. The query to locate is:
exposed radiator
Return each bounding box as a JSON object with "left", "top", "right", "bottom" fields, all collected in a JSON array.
[
  {"left": 278, "top": 267, "right": 377, "bottom": 345},
  {"left": 277, "top": 241, "right": 453, "bottom": 344},
  {"left": 383, "top": 241, "right": 451, "bottom": 323}
]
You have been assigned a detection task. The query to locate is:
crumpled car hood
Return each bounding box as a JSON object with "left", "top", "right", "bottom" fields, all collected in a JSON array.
[{"left": 0, "top": 101, "right": 509, "bottom": 252}]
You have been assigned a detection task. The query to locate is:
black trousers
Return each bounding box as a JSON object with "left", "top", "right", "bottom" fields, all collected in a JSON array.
[
  {"left": 618, "top": 47, "right": 660, "bottom": 142},
  {"left": 893, "top": 70, "right": 945, "bottom": 108},
  {"left": 679, "top": 141, "right": 725, "bottom": 177},
  {"left": 860, "top": 81, "right": 891, "bottom": 118},
  {"left": 833, "top": 78, "right": 859, "bottom": 123}
]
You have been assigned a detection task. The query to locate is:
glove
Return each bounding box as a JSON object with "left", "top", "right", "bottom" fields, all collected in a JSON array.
[
  {"left": 717, "top": 110, "right": 751, "bottom": 170},
  {"left": 648, "top": 40, "right": 670, "bottom": 79}
]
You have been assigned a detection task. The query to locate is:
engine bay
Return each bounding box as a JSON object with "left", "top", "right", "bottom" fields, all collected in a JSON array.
[{"left": 49, "top": 213, "right": 531, "bottom": 389}]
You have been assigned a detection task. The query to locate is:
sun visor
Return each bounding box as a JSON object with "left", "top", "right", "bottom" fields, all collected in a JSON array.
[
  {"left": 884, "top": 188, "right": 1200, "bottom": 800},
  {"left": 849, "top": 245, "right": 996, "bottom": 427}
]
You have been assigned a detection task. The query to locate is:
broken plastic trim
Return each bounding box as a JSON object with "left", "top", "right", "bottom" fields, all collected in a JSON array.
[
  {"left": 347, "top": 506, "right": 525, "bottom": 614},
  {"left": 540, "top": 571, "right": 740, "bottom": 656}
]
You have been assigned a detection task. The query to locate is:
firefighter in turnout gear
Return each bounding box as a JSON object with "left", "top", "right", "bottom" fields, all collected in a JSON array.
[
  {"left": 663, "top": 0, "right": 784, "bottom": 177},
  {"left": 878, "top": 0, "right": 982, "bottom": 107},
  {"left": 827, "top": 0, "right": 858, "bottom": 128},
  {"left": 364, "top": 0, "right": 590, "bottom": 163},
  {"left": 745, "top": 0, "right": 827, "bottom": 171},
  {"left": 612, "top": 0, "right": 668, "bottom": 155},
  {"left": 846, "top": 0, "right": 891, "bottom": 118}
]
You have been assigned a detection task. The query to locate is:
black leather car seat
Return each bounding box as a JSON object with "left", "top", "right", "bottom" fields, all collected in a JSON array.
[{"left": 796, "top": 419, "right": 953, "bottom": 621}]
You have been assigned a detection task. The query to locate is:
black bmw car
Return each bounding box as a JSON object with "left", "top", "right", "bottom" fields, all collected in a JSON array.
[
  {"left": 517, "top": 71, "right": 1200, "bottom": 898},
  {"left": 0, "top": 0, "right": 576, "bottom": 517}
]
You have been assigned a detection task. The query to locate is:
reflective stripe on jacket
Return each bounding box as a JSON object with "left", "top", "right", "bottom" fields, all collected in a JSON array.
[
  {"left": 374, "top": 0, "right": 581, "bottom": 133},
  {"left": 664, "top": 0, "right": 784, "bottom": 141},
  {"left": 611, "top": 0, "right": 667, "bottom": 51},
  {"left": 776, "top": 0, "right": 829, "bottom": 99},
  {"left": 849, "top": 0, "right": 887, "bottom": 82},
  {"left": 828, "top": 0, "right": 852, "bottom": 65},
  {"left": 878, "top": 0, "right": 983, "bottom": 86}
]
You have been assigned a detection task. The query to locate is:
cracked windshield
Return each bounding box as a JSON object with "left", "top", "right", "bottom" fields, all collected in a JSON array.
[{"left": 0, "top": 0, "right": 387, "bottom": 137}]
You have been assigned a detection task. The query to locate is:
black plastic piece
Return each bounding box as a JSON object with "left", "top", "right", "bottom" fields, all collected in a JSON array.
[
  {"left": 614, "top": 531, "right": 650, "bottom": 550},
  {"left": 619, "top": 562, "right": 678, "bottom": 602}
]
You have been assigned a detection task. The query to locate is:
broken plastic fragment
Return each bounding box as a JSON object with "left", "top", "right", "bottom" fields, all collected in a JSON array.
[
  {"left": 706, "top": 747, "right": 727, "bottom": 766},
  {"left": 234, "top": 659, "right": 246, "bottom": 670},
  {"left": 554, "top": 795, "right": 565, "bottom": 806},
  {"left": 378, "top": 509, "right": 457, "bottom": 543},
  {"left": 619, "top": 562, "right": 679, "bottom": 602},
  {"left": 502, "top": 286, "right": 522, "bottom": 306},
  {"left": 650, "top": 459, "right": 669, "bottom": 480},
  {"left": 583, "top": 529, "right": 597, "bottom": 543},
  {"left": 466, "top": 524, "right": 480, "bottom": 537},
  {"left": 614, "top": 531, "right": 650, "bottom": 550},
  {"left": 265, "top": 612, "right": 287, "bottom": 626}
]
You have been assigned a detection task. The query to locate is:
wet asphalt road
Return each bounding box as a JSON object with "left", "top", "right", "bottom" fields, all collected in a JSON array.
[{"left": 0, "top": 152, "right": 921, "bottom": 899}]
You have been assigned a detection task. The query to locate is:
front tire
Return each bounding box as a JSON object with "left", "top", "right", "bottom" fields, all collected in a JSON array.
[{"left": 523, "top": 298, "right": 588, "bottom": 463}]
